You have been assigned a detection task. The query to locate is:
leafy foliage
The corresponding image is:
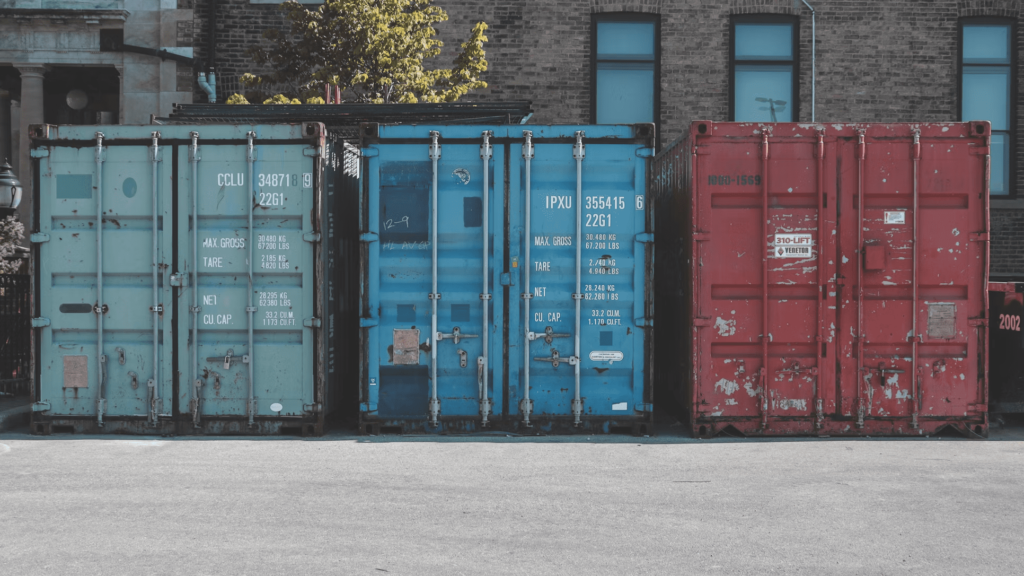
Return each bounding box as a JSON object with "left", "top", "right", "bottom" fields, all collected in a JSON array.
[
  {"left": 262, "top": 94, "right": 302, "bottom": 105},
  {"left": 0, "top": 216, "right": 25, "bottom": 274},
  {"left": 244, "top": 0, "right": 488, "bottom": 104},
  {"left": 226, "top": 93, "right": 250, "bottom": 105}
]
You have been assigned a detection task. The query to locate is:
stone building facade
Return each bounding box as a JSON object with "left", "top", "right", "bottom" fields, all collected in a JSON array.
[{"left": 0, "top": 0, "right": 197, "bottom": 231}]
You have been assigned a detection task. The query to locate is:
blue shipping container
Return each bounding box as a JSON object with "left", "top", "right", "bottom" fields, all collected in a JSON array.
[
  {"left": 359, "top": 124, "right": 655, "bottom": 433},
  {"left": 30, "top": 123, "right": 334, "bottom": 435}
]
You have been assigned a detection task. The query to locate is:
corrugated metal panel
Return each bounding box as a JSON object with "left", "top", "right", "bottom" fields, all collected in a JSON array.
[
  {"left": 359, "top": 124, "right": 655, "bottom": 434},
  {"left": 658, "top": 121, "right": 990, "bottom": 437},
  {"left": 30, "top": 124, "right": 331, "bottom": 435}
]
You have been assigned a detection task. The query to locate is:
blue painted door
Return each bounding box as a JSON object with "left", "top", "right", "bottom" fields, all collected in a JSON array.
[
  {"left": 363, "top": 134, "right": 504, "bottom": 430},
  {"left": 509, "top": 127, "right": 652, "bottom": 430},
  {"left": 363, "top": 125, "right": 652, "bottom": 431}
]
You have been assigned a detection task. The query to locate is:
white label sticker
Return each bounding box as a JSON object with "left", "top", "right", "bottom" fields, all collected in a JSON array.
[
  {"left": 773, "top": 233, "right": 813, "bottom": 258},
  {"left": 270, "top": 403, "right": 283, "bottom": 412},
  {"left": 884, "top": 211, "right": 905, "bottom": 224},
  {"left": 590, "top": 351, "right": 624, "bottom": 362},
  {"left": 612, "top": 402, "right": 628, "bottom": 411}
]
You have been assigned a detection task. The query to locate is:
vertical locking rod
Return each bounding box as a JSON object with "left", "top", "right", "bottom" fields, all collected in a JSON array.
[
  {"left": 149, "top": 131, "right": 162, "bottom": 425},
  {"left": 246, "top": 131, "right": 257, "bottom": 426},
  {"left": 760, "top": 129, "right": 770, "bottom": 430},
  {"left": 189, "top": 132, "right": 202, "bottom": 427},
  {"left": 814, "top": 129, "right": 825, "bottom": 430},
  {"left": 855, "top": 129, "right": 867, "bottom": 428},
  {"left": 910, "top": 129, "right": 921, "bottom": 429},
  {"left": 427, "top": 131, "right": 441, "bottom": 426},
  {"left": 95, "top": 132, "right": 106, "bottom": 427},
  {"left": 479, "top": 130, "right": 493, "bottom": 426},
  {"left": 571, "top": 131, "right": 585, "bottom": 426},
  {"left": 520, "top": 131, "right": 534, "bottom": 426}
]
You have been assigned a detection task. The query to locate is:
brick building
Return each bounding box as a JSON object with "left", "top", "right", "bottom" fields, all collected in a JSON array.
[{"left": 192, "top": 0, "right": 1019, "bottom": 276}]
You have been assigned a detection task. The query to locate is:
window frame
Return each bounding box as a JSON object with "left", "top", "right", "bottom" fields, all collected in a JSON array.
[
  {"left": 729, "top": 14, "right": 801, "bottom": 123},
  {"left": 590, "top": 12, "right": 661, "bottom": 138},
  {"left": 958, "top": 16, "right": 1018, "bottom": 197}
]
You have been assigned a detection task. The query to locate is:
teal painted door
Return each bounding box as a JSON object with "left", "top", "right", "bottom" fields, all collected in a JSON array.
[
  {"left": 175, "top": 133, "right": 317, "bottom": 423},
  {"left": 36, "top": 136, "right": 175, "bottom": 421}
]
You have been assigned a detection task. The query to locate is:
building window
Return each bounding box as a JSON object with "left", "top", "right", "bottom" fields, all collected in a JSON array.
[
  {"left": 730, "top": 16, "right": 798, "bottom": 122},
  {"left": 960, "top": 19, "right": 1015, "bottom": 196},
  {"left": 592, "top": 15, "right": 658, "bottom": 126}
]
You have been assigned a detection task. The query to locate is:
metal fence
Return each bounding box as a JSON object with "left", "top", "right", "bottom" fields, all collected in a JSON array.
[{"left": 0, "top": 274, "right": 31, "bottom": 397}]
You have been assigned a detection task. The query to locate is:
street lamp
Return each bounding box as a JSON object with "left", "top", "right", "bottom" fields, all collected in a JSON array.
[{"left": 0, "top": 161, "right": 23, "bottom": 218}]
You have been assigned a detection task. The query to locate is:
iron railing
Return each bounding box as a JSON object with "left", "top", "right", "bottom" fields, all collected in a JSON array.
[{"left": 0, "top": 273, "right": 30, "bottom": 397}]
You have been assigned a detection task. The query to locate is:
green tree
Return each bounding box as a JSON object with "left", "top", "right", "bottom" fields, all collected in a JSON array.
[{"left": 242, "top": 0, "right": 488, "bottom": 104}]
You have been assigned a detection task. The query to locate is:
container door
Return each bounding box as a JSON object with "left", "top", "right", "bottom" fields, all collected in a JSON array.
[
  {"left": 693, "top": 128, "right": 837, "bottom": 432},
  {"left": 36, "top": 135, "right": 174, "bottom": 423},
  {"left": 837, "top": 127, "right": 987, "bottom": 430},
  {"left": 990, "top": 285, "right": 1024, "bottom": 411},
  {"left": 512, "top": 131, "right": 650, "bottom": 428},
  {"left": 364, "top": 133, "right": 504, "bottom": 428},
  {"left": 177, "top": 133, "right": 316, "bottom": 427}
]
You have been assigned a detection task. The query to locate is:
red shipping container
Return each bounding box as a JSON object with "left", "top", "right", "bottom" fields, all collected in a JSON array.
[{"left": 654, "top": 122, "right": 991, "bottom": 437}]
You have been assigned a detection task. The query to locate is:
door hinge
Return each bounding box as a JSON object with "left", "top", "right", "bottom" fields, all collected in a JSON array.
[
  {"left": 360, "top": 147, "right": 379, "bottom": 158},
  {"left": 634, "top": 317, "right": 653, "bottom": 327},
  {"left": 635, "top": 232, "right": 654, "bottom": 243},
  {"left": 694, "top": 317, "right": 713, "bottom": 327},
  {"left": 32, "top": 402, "right": 51, "bottom": 412},
  {"left": 303, "top": 317, "right": 321, "bottom": 328},
  {"left": 30, "top": 233, "right": 49, "bottom": 243},
  {"left": 303, "top": 148, "right": 320, "bottom": 158},
  {"left": 31, "top": 317, "right": 50, "bottom": 328},
  {"left": 636, "top": 403, "right": 653, "bottom": 413},
  {"left": 30, "top": 148, "right": 49, "bottom": 158},
  {"left": 694, "top": 147, "right": 713, "bottom": 155},
  {"left": 693, "top": 232, "right": 711, "bottom": 242},
  {"left": 303, "top": 232, "right": 321, "bottom": 243},
  {"left": 969, "top": 232, "right": 989, "bottom": 242},
  {"left": 968, "top": 317, "right": 987, "bottom": 327},
  {"left": 359, "top": 232, "right": 378, "bottom": 243},
  {"left": 303, "top": 402, "right": 322, "bottom": 414},
  {"left": 359, "top": 317, "right": 379, "bottom": 328},
  {"left": 635, "top": 147, "right": 655, "bottom": 158},
  {"left": 969, "top": 146, "right": 991, "bottom": 156},
  {"left": 169, "top": 273, "right": 188, "bottom": 287},
  {"left": 968, "top": 403, "right": 987, "bottom": 412}
]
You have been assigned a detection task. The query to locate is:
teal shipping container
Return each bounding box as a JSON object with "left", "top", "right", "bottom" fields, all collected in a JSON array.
[{"left": 29, "top": 123, "right": 337, "bottom": 435}]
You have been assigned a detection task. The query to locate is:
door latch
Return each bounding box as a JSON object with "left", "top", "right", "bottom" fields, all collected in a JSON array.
[
  {"left": 528, "top": 326, "right": 570, "bottom": 344},
  {"left": 533, "top": 349, "right": 578, "bottom": 369},
  {"left": 206, "top": 349, "right": 245, "bottom": 370},
  {"left": 128, "top": 371, "right": 138, "bottom": 390},
  {"left": 457, "top": 349, "right": 468, "bottom": 368},
  {"left": 437, "top": 326, "right": 478, "bottom": 345},
  {"left": 868, "top": 362, "right": 905, "bottom": 386}
]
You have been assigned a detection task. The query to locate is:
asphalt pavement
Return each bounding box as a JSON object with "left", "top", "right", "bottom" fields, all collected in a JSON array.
[{"left": 1, "top": 420, "right": 1023, "bottom": 575}]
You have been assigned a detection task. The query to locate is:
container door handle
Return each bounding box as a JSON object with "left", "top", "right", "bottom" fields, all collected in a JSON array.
[
  {"left": 437, "top": 326, "right": 478, "bottom": 345},
  {"left": 533, "top": 349, "right": 578, "bottom": 369},
  {"left": 528, "top": 326, "right": 571, "bottom": 344}
]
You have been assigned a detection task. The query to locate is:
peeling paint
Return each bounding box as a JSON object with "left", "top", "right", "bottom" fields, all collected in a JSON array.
[
  {"left": 714, "top": 317, "right": 736, "bottom": 337},
  {"left": 715, "top": 378, "right": 739, "bottom": 395}
]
